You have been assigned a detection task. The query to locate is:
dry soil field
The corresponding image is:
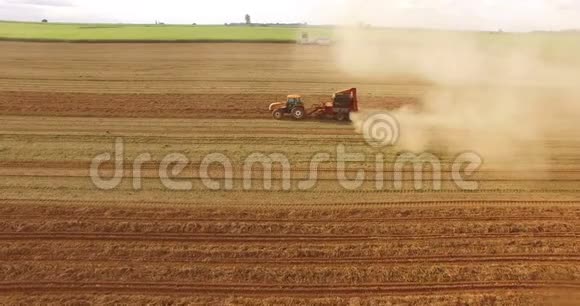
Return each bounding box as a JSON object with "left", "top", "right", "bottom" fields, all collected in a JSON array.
[{"left": 0, "top": 42, "right": 579, "bottom": 304}]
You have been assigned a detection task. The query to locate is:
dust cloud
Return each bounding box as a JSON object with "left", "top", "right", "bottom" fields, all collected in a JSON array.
[{"left": 335, "top": 25, "right": 580, "bottom": 166}]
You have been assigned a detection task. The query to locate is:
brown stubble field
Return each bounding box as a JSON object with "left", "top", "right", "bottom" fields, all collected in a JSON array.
[{"left": 0, "top": 42, "right": 579, "bottom": 304}]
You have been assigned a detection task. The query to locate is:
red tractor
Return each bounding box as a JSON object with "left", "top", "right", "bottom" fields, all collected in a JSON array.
[{"left": 269, "top": 88, "right": 359, "bottom": 121}]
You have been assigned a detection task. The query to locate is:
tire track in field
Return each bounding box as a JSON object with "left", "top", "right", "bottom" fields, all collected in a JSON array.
[
  {"left": 0, "top": 281, "right": 576, "bottom": 295},
  {"left": 3, "top": 255, "right": 579, "bottom": 265},
  {"left": 4, "top": 161, "right": 580, "bottom": 180},
  {"left": 3, "top": 160, "right": 580, "bottom": 172},
  {"left": 0, "top": 233, "right": 575, "bottom": 243},
  {"left": 5, "top": 171, "right": 580, "bottom": 182},
  {"left": 2, "top": 214, "right": 573, "bottom": 223},
  {"left": 1, "top": 198, "right": 579, "bottom": 208},
  {"left": 3, "top": 185, "right": 580, "bottom": 194}
]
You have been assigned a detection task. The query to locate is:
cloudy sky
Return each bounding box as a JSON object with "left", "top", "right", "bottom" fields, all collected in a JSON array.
[{"left": 0, "top": 0, "right": 579, "bottom": 31}]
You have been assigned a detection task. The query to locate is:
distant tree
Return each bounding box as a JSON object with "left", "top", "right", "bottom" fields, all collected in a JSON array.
[
  {"left": 41, "top": 19, "right": 48, "bottom": 23},
  {"left": 245, "top": 14, "right": 251, "bottom": 25}
]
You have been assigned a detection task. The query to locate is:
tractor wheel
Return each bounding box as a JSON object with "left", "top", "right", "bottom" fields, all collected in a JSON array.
[
  {"left": 336, "top": 112, "right": 348, "bottom": 121},
  {"left": 292, "top": 107, "right": 305, "bottom": 120},
  {"left": 272, "top": 109, "right": 284, "bottom": 120}
]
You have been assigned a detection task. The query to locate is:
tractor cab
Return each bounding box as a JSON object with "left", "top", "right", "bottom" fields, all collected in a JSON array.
[{"left": 286, "top": 95, "right": 304, "bottom": 108}]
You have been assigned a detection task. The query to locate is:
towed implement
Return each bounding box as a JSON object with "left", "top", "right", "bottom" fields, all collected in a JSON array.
[{"left": 269, "top": 88, "right": 359, "bottom": 121}]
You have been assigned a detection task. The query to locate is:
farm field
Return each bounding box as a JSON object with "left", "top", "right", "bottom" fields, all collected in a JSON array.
[
  {"left": 0, "top": 21, "right": 331, "bottom": 42},
  {"left": 0, "top": 41, "right": 579, "bottom": 304}
]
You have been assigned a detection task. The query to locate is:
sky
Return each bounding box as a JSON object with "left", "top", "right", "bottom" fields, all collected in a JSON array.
[{"left": 1, "top": 0, "right": 580, "bottom": 31}]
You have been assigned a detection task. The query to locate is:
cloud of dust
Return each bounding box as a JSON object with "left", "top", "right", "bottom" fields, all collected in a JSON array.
[{"left": 334, "top": 17, "right": 580, "bottom": 167}]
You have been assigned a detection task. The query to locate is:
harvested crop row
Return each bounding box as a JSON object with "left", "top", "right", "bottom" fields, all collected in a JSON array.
[{"left": 1, "top": 239, "right": 577, "bottom": 262}]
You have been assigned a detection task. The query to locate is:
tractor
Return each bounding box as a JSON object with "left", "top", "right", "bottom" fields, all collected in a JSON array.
[
  {"left": 269, "top": 88, "right": 359, "bottom": 121},
  {"left": 269, "top": 95, "right": 307, "bottom": 120}
]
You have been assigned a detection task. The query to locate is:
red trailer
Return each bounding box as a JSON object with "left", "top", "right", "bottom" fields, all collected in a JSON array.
[{"left": 308, "top": 88, "right": 359, "bottom": 121}]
